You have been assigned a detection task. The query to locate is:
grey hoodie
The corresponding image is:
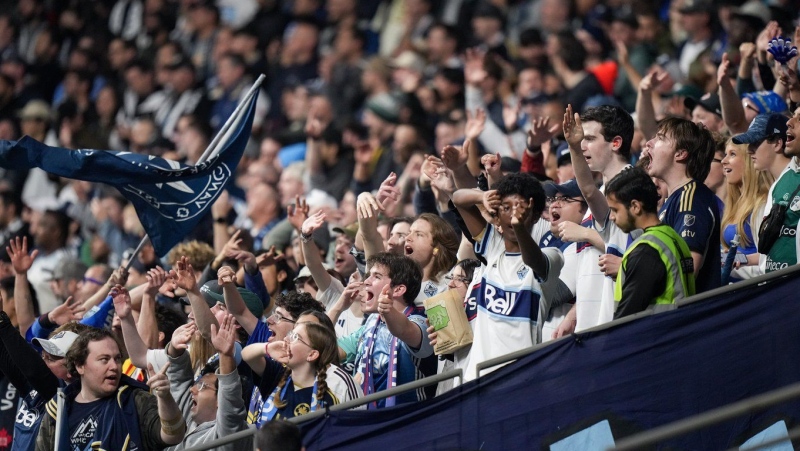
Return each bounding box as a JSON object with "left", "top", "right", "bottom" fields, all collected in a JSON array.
[{"left": 166, "top": 351, "right": 254, "bottom": 451}]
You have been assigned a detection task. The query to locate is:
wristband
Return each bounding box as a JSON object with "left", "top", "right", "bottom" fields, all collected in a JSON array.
[
  {"left": 160, "top": 413, "right": 185, "bottom": 436},
  {"left": 300, "top": 232, "right": 313, "bottom": 243},
  {"left": 213, "top": 217, "right": 227, "bottom": 224}
]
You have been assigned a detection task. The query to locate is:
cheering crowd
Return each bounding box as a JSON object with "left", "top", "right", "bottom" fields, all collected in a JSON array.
[{"left": 0, "top": 0, "right": 798, "bottom": 449}]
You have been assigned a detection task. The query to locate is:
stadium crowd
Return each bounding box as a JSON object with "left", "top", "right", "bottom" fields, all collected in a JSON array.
[{"left": 0, "top": 0, "right": 797, "bottom": 449}]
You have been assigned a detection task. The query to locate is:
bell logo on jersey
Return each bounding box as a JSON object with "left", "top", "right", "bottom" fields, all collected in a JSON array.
[
  {"left": 16, "top": 402, "right": 38, "bottom": 427},
  {"left": 477, "top": 283, "right": 537, "bottom": 319}
]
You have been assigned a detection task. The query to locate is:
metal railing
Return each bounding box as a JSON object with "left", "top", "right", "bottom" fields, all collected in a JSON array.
[
  {"left": 611, "top": 381, "right": 800, "bottom": 450},
  {"left": 289, "top": 369, "right": 463, "bottom": 425}
]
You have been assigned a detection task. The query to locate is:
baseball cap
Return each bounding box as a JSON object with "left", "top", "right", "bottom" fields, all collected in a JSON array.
[
  {"left": 555, "top": 141, "right": 571, "bottom": 167},
  {"left": 192, "top": 280, "right": 264, "bottom": 318},
  {"left": 332, "top": 222, "right": 358, "bottom": 240},
  {"left": 544, "top": 179, "right": 583, "bottom": 199},
  {"left": 17, "top": 100, "right": 52, "bottom": 121},
  {"left": 742, "top": 91, "right": 787, "bottom": 115},
  {"left": 33, "top": 331, "right": 79, "bottom": 357},
  {"left": 51, "top": 257, "right": 88, "bottom": 282},
  {"left": 732, "top": 113, "right": 788, "bottom": 145},
  {"left": 686, "top": 92, "right": 722, "bottom": 117},
  {"left": 392, "top": 50, "right": 426, "bottom": 73},
  {"left": 294, "top": 263, "right": 332, "bottom": 283}
]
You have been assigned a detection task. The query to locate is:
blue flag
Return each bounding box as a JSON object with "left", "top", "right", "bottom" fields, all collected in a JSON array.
[{"left": 0, "top": 92, "right": 258, "bottom": 257}]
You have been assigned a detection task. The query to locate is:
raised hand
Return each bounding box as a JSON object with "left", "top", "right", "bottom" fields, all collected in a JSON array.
[
  {"left": 301, "top": 210, "right": 327, "bottom": 237},
  {"left": 356, "top": 192, "right": 383, "bottom": 219},
  {"left": 337, "top": 276, "right": 364, "bottom": 309},
  {"left": 287, "top": 195, "right": 310, "bottom": 232},
  {"left": 511, "top": 198, "right": 532, "bottom": 227},
  {"left": 377, "top": 284, "right": 393, "bottom": 317},
  {"left": 256, "top": 246, "right": 284, "bottom": 268},
  {"left": 305, "top": 105, "right": 325, "bottom": 139},
  {"left": 464, "top": 48, "right": 487, "bottom": 86},
  {"left": 144, "top": 266, "right": 168, "bottom": 297},
  {"left": 639, "top": 69, "right": 667, "bottom": 93},
  {"left": 7, "top": 236, "right": 38, "bottom": 275},
  {"left": 170, "top": 256, "right": 197, "bottom": 292},
  {"left": 106, "top": 266, "right": 129, "bottom": 290},
  {"left": 480, "top": 152, "right": 502, "bottom": 180},
  {"left": 464, "top": 108, "right": 486, "bottom": 141},
  {"left": 219, "top": 229, "right": 243, "bottom": 258},
  {"left": 527, "top": 117, "right": 560, "bottom": 148},
  {"left": 717, "top": 52, "right": 731, "bottom": 86},
  {"left": 110, "top": 285, "right": 132, "bottom": 320},
  {"left": 756, "top": 21, "right": 781, "bottom": 55},
  {"left": 267, "top": 341, "right": 289, "bottom": 364},
  {"left": 614, "top": 39, "right": 630, "bottom": 65},
  {"left": 423, "top": 161, "right": 456, "bottom": 195},
  {"left": 440, "top": 145, "right": 468, "bottom": 170},
  {"left": 146, "top": 362, "right": 173, "bottom": 399},
  {"left": 562, "top": 104, "right": 584, "bottom": 148},
  {"left": 217, "top": 265, "right": 236, "bottom": 286},
  {"left": 482, "top": 190, "right": 501, "bottom": 216},
  {"left": 170, "top": 322, "right": 197, "bottom": 352},
  {"left": 158, "top": 272, "right": 179, "bottom": 298},
  {"left": 376, "top": 172, "right": 401, "bottom": 208},
  {"left": 226, "top": 249, "right": 258, "bottom": 273},
  {"left": 502, "top": 102, "right": 522, "bottom": 132},
  {"left": 48, "top": 296, "right": 86, "bottom": 326},
  {"left": 739, "top": 42, "right": 757, "bottom": 62},
  {"left": 210, "top": 313, "right": 236, "bottom": 356}
]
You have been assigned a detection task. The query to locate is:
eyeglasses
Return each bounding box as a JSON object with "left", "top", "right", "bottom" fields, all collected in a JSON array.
[
  {"left": 547, "top": 196, "right": 582, "bottom": 205},
  {"left": 82, "top": 276, "right": 105, "bottom": 286},
  {"left": 268, "top": 312, "right": 296, "bottom": 324},
  {"left": 194, "top": 381, "right": 217, "bottom": 393},
  {"left": 286, "top": 330, "right": 312, "bottom": 348},
  {"left": 444, "top": 274, "right": 470, "bottom": 285}
]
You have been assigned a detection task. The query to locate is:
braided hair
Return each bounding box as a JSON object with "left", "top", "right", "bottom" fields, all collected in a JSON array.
[{"left": 272, "top": 322, "right": 339, "bottom": 411}]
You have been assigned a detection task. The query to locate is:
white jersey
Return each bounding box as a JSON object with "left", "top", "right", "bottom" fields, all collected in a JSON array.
[
  {"left": 464, "top": 224, "right": 561, "bottom": 381},
  {"left": 594, "top": 212, "right": 633, "bottom": 326},
  {"left": 326, "top": 364, "right": 365, "bottom": 407},
  {"left": 414, "top": 276, "right": 450, "bottom": 307},
  {"left": 317, "top": 278, "right": 364, "bottom": 338}
]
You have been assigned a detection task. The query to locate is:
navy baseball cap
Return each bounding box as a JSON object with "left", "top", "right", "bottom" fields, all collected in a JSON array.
[
  {"left": 732, "top": 113, "right": 788, "bottom": 145},
  {"left": 544, "top": 179, "right": 583, "bottom": 199},
  {"left": 555, "top": 141, "right": 571, "bottom": 167}
]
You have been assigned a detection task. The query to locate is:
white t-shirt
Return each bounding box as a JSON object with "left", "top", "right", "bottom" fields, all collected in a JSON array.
[
  {"left": 464, "top": 224, "right": 562, "bottom": 381},
  {"left": 28, "top": 248, "right": 73, "bottom": 313},
  {"left": 316, "top": 278, "right": 364, "bottom": 339}
]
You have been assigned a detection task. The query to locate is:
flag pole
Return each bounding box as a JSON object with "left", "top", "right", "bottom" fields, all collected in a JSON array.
[{"left": 123, "top": 74, "right": 265, "bottom": 271}]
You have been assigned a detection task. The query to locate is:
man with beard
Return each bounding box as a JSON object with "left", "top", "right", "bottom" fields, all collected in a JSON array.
[{"left": 606, "top": 167, "right": 695, "bottom": 318}]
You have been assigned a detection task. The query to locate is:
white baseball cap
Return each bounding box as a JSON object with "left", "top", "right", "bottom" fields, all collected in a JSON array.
[{"left": 33, "top": 331, "right": 79, "bottom": 357}]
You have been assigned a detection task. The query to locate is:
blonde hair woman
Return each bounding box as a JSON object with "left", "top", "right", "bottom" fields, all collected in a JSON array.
[{"left": 720, "top": 138, "right": 774, "bottom": 281}]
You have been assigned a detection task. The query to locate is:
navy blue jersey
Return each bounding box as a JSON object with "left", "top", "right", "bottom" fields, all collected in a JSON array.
[{"left": 659, "top": 180, "right": 721, "bottom": 293}]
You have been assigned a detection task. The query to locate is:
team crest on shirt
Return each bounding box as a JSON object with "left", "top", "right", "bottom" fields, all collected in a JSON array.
[
  {"left": 791, "top": 196, "right": 800, "bottom": 212},
  {"left": 517, "top": 267, "right": 529, "bottom": 280},
  {"left": 294, "top": 403, "right": 310, "bottom": 416},
  {"left": 684, "top": 215, "right": 695, "bottom": 226},
  {"left": 424, "top": 282, "right": 438, "bottom": 297}
]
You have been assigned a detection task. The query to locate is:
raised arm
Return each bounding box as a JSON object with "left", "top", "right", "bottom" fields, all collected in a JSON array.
[
  {"left": 327, "top": 275, "right": 363, "bottom": 325},
  {"left": 718, "top": 53, "right": 749, "bottom": 135},
  {"left": 146, "top": 362, "right": 186, "bottom": 445},
  {"left": 7, "top": 237, "right": 37, "bottom": 336},
  {"left": 112, "top": 285, "right": 148, "bottom": 369},
  {"left": 511, "top": 198, "right": 548, "bottom": 278},
  {"left": 452, "top": 188, "right": 494, "bottom": 238},
  {"left": 441, "top": 144, "right": 478, "bottom": 190},
  {"left": 563, "top": 104, "right": 609, "bottom": 223},
  {"left": 636, "top": 70, "right": 667, "bottom": 140},
  {"left": 139, "top": 267, "right": 170, "bottom": 349},
  {"left": 171, "top": 256, "right": 218, "bottom": 340},
  {"left": 376, "top": 285, "right": 422, "bottom": 348},
  {"left": 218, "top": 264, "right": 258, "bottom": 335},
  {"left": 83, "top": 266, "right": 127, "bottom": 311},
  {"left": 356, "top": 192, "right": 385, "bottom": 260},
  {"left": 462, "top": 108, "right": 486, "bottom": 179}
]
